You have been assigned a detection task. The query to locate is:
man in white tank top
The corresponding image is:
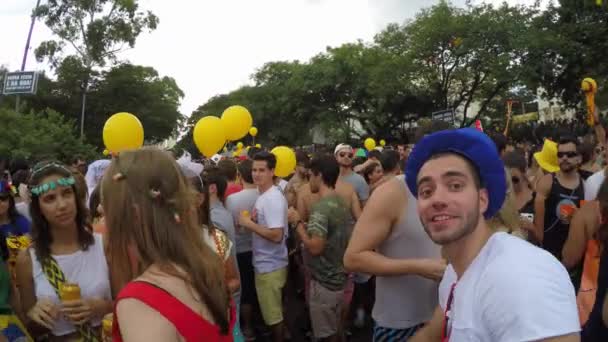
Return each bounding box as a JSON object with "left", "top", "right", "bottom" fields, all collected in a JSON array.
[{"left": 343, "top": 174, "right": 446, "bottom": 341}]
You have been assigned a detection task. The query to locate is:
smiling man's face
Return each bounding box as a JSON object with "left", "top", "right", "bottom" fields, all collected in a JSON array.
[{"left": 416, "top": 154, "right": 488, "bottom": 245}]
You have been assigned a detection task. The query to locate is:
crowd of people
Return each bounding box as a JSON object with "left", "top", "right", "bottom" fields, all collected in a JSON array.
[{"left": 0, "top": 114, "right": 606, "bottom": 342}]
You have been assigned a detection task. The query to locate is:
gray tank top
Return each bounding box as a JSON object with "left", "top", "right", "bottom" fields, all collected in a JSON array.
[{"left": 372, "top": 177, "right": 441, "bottom": 329}]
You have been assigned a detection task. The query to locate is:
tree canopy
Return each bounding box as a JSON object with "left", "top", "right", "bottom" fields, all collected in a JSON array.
[{"left": 0, "top": 108, "right": 97, "bottom": 161}]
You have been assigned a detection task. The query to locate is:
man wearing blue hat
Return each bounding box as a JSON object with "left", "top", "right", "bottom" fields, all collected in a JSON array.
[{"left": 408, "top": 128, "right": 580, "bottom": 342}]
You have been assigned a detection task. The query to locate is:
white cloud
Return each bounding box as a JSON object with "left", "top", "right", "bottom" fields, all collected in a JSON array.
[{"left": 0, "top": 0, "right": 539, "bottom": 116}]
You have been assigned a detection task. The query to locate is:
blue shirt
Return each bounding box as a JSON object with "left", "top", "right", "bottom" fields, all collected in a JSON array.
[{"left": 0, "top": 215, "right": 31, "bottom": 261}]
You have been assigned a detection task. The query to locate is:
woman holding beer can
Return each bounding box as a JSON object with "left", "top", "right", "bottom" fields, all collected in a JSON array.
[
  {"left": 15, "top": 161, "right": 112, "bottom": 341},
  {"left": 101, "top": 148, "right": 234, "bottom": 341}
]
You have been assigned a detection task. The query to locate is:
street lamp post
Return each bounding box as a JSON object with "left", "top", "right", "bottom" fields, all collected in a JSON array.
[{"left": 16, "top": 0, "right": 42, "bottom": 113}]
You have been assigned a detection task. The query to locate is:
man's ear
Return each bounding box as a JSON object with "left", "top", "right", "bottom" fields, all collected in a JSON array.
[{"left": 479, "top": 188, "right": 489, "bottom": 216}]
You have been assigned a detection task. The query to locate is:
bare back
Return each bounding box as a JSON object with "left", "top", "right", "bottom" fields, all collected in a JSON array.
[{"left": 116, "top": 265, "right": 225, "bottom": 342}]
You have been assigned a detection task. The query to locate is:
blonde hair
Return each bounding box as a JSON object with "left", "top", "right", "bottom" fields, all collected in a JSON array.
[
  {"left": 101, "top": 148, "right": 230, "bottom": 334},
  {"left": 489, "top": 167, "right": 528, "bottom": 240}
]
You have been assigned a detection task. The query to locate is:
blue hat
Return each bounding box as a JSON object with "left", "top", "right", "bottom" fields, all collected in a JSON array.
[{"left": 405, "top": 128, "right": 506, "bottom": 219}]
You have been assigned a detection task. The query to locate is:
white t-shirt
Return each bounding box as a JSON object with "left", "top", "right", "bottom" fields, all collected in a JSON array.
[
  {"left": 584, "top": 169, "right": 605, "bottom": 200},
  {"left": 251, "top": 186, "right": 288, "bottom": 274},
  {"left": 277, "top": 179, "right": 289, "bottom": 193},
  {"left": 439, "top": 232, "right": 580, "bottom": 342}
]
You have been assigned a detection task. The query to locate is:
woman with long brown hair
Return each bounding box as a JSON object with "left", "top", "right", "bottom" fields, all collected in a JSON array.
[
  {"left": 16, "top": 161, "right": 112, "bottom": 341},
  {"left": 102, "top": 148, "right": 234, "bottom": 341}
]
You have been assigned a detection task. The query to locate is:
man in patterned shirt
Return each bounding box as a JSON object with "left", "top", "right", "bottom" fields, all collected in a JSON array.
[{"left": 288, "top": 154, "right": 350, "bottom": 342}]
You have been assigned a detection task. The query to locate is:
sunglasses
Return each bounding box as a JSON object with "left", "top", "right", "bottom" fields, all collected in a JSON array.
[
  {"left": 511, "top": 176, "right": 520, "bottom": 184},
  {"left": 557, "top": 151, "right": 578, "bottom": 159},
  {"left": 339, "top": 153, "right": 353, "bottom": 158}
]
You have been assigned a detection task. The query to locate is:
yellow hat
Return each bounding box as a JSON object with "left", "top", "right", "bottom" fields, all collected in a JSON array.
[{"left": 534, "top": 139, "right": 559, "bottom": 173}]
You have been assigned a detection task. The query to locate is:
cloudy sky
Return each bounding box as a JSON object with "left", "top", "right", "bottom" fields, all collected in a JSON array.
[{"left": 1, "top": 0, "right": 540, "bottom": 115}]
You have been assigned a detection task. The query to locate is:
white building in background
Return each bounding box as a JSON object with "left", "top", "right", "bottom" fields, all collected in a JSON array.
[
  {"left": 460, "top": 88, "right": 577, "bottom": 124},
  {"left": 310, "top": 87, "right": 579, "bottom": 143}
]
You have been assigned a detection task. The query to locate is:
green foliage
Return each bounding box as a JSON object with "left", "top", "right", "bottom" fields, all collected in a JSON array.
[
  {"left": 32, "top": 0, "right": 160, "bottom": 144},
  {"left": 89, "top": 63, "right": 184, "bottom": 146},
  {"left": 34, "top": 0, "right": 158, "bottom": 68},
  {"left": 7, "top": 0, "right": 607, "bottom": 155},
  {"left": 526, "top": 0, "right": 608, "bottom": 108},
  {"left": 179, "top": 1, "right": 543, "bottom": 147},
  {"left": 379, "top": 0, "right": 540, "bottom": 127},
  {"left": 11, "top": 62, "right": 184, "bottom": 148},
  {"left": 0, "top": 108, "right": 97, "bottom": 161}
]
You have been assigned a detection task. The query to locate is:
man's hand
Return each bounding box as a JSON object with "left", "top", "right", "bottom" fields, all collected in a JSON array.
[{"left": 238, "top": 212, "right": 254, "bottom": 230}]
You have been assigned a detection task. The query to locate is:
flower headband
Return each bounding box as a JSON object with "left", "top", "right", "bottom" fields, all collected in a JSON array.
[{"left": 30, "top": 177, "right": 76, "bottom": 196}]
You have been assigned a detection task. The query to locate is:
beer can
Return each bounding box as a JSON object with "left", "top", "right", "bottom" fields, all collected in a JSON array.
[
  {"left": 59, "top": 283, "right": 81, "bottom": 301},
  {"left": 102, "top": 313, "right": 113, "bottom": 341}
]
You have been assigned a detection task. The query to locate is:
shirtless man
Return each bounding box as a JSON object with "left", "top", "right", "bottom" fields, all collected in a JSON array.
[{"left": 297, "top": 180, "right": 361, "bottom": 222}]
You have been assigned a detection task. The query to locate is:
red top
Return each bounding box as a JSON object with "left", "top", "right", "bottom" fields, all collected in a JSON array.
[
  {"left": 224, "top": 183, "right": 243, "bottom": 200},
  {"left": 113, "top": 281, "right": 235, "bottom": 342}
]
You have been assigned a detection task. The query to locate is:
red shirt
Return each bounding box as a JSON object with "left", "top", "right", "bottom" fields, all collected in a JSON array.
[{"left": 224, "top": 183, "right": 243, "bottom": 200}]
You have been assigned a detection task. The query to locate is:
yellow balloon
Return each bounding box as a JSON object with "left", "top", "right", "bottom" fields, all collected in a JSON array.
[
  {"left": 193, "top": 116, "right": 226, "bottom": 158},
  {"left": 380, "top": 139, "right": 386, "bottom": 147},
  {"left": 249, "top": 126, "right": 258, "bottom": 137},
  {"left": 581, "top": 77, "right": 597, "bottom": 93},
  {"left": 221, "top": 105, "right": 253, "bottom": 141},
  {"left": 237, "top": 142, "right": 244, "bottom": 150},
  {"left": 271, "top": 146, "right": 296, "bottom": 178},
  {"left": 364, "top": 138, "right": 376, "bottom": 151},
  {"left": 255, "top": 143, "right": 261, "bottom": 148},
  {"left": 103, "top": 112, "right": 144, "bottom": 153}
]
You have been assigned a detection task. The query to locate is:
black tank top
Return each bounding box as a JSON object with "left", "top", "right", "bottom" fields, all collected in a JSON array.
[
  {"left": 582, "top": 246, "right": 608, "bottom": 341},
  {"left": 543, "top": 174, "right": 584, "bottom": 290}
]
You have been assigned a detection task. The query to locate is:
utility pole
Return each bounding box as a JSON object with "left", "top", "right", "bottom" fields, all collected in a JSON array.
[{"left": 16, "top": 0, "right": 42, "bottom": 113}]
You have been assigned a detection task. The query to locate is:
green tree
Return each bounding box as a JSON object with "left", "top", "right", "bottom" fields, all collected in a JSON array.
[
  {"left": 8, "top": 63, "right": 183, "bottom": 148},
  {"left": 178, "top": 61, "right": 317, "bottom": 154},
  {"left": 0, "top": 108, "right": 97, "bottom": 161},
  {"left": 376, "top": 1, "right": 539, "bottom": 127},
  {"left": 306, "top": 43, "right": 433, "bottom": 141},
  {"left": 526, "top": 0, "right": 608, "bottom": 108},
  {"left": 88, "top": 63, "right": 184, "bottom": 146},
  {"left": 34, "top": 0, "right": 159, "bottom": 137}
]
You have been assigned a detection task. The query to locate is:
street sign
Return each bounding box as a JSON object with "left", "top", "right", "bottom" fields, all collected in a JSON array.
[
  {"left": 431, "top": 109, "right": 455, "bottom": 126},
  {"left": 2, "top": 71, "right": 38, "bottom": 95}
]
